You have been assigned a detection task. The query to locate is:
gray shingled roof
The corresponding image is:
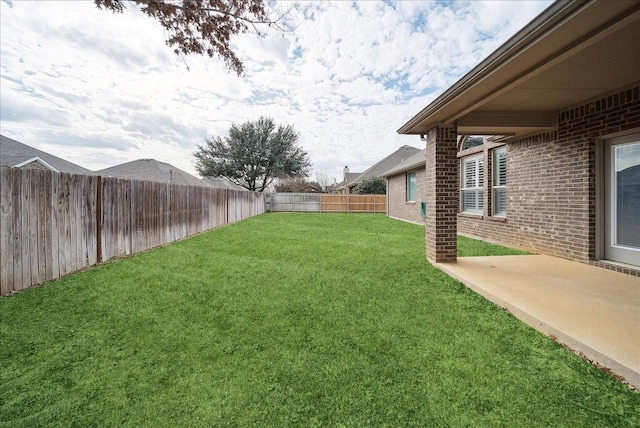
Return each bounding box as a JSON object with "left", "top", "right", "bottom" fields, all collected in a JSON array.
[
  {"left": 97, "top": 159, "right": 206, "bottom": 187},
  {"left": 0, "top": 134, "right": 94, "bottom": 175},
  {"left": 382, "top": 148, "right": 426, "bottom": 177},
  {"left": 201, "top": 176, "right": 249, "bottom": 191},
  {"left": 346, "top": 145, "right": 421, "bottom": 187},
  {"left": 343, "top": 172, "right": 361, "bottom": 184}
]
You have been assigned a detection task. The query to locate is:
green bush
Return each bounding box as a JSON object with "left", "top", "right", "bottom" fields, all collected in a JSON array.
[{"left": 354, "top": 176, "right": 386, "bottom": 194}]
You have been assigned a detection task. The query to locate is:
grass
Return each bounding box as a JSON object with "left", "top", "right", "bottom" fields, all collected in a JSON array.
[{"left": 1, "top": 213, "right": 638, "bottom": 427}]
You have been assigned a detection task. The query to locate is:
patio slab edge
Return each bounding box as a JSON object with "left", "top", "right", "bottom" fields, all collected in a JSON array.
[{"left": 435, "top": 256, "right": 640, "bottom": 390}]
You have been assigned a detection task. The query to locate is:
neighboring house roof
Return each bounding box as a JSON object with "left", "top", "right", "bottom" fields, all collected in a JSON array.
[
  {"left": 97, "top": 159, "right": 205, "bottom": 187},
  {"left": 344, "top": 172, "right": 361, "bottom": 184},
  {"left": 382, "top": 149, "right": 426, "bottom": 177},
  {"left": 0, "top": 134, "right": 94, "bottom": 175},
  {"left": 398, "top": 0, "right": 640, "bottom": 138},
  {"left": 201, "top": 176, "right": 249, "bottom": 191},
  {"left": 347, "top": 145, "right": 421, "bottom": 188}
]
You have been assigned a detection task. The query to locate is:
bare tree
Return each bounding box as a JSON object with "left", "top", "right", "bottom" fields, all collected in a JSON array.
[
  {"left": 94, "top": 0, "right": 291, "bottom": 75},
  {"left": 315, "top": 171, "right": 336, "bottom": 193}
]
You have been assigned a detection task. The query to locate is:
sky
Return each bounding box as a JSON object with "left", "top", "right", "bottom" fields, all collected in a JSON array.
[{"left": 0, "top": 0, "right": 552, "bottom": 183}]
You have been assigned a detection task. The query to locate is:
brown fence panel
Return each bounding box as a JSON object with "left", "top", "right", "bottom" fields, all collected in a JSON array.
[
  {"left": 0, "top": 168, "right": 265, "bottom": 296},
  {"left": 0, "top": 168, "right": 94, "bottom": 295},
  {"left": 319, "top": 194, "right": 386, "bottom": 213}
]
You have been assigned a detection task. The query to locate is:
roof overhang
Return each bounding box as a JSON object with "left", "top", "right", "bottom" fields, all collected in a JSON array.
[
  {"left": 13, "top": 156, "right": 59, "bottom": 172},
  {"left": 398, "top": 0, "right": 640, "bottom": 138}
]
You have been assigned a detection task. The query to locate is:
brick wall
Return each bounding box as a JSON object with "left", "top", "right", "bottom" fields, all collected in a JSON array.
[
  {"left": 458, "top": 86, "right": 640, "bottom": 273},
  {"left": 387, "top": 167, "right": 426, "bottom": 225},
  {"left": 425, "top": 125, "right": 458, "bottom": 262}
]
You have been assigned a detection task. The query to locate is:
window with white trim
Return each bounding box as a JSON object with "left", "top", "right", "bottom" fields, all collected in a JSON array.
[
  {"left": 461, "top": 154, "right": 484, "bottom": 213},
  {"left": 461, "top": 136, "right": 484, "bottom": 150},
  {"left": 406, "top": 171, "right": 417, "bottom": 202},
  {"left": 492, "top": 147, "right": 507, "bottom": 216}
]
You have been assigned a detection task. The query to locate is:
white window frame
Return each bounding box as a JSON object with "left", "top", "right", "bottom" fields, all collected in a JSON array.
[
  {"left": 492, "top": 147, "right": 507, "bottom": 217},
  {"left": 461, "top": 154, "right": 484, "bottom": 214},
  {"left": 406, "top": 171, "right": 417, "bottom": 202}
]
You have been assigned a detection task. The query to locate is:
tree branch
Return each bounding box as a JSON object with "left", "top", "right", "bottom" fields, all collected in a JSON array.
[{"left": 95, "top": 0, "right": 295, "bottom": 75}]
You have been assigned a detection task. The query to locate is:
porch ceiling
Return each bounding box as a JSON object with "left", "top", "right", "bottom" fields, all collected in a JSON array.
[{"left": 398, "top": 0, "right": 640, "bottom": 137}]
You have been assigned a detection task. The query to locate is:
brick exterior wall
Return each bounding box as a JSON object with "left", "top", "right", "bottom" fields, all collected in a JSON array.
[
  {"left": 387, "top": 168, "right": 427, "bottom": 225},
  {"left": 457, "top": 86, "right": 640, "bottom": 275},
  {"left": 425, "top": 124, "right": 458, "bottom": 263}
]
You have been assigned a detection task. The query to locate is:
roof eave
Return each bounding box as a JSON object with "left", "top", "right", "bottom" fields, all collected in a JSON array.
[
  {"left": 397, "top": 0, "right": 586, "bottom": 135},
  {"left": 13, "top": 156, "right": 60, "bottom": 173},
  {"left": 382, "top": 161, "right": 425, "bottom": 177}
]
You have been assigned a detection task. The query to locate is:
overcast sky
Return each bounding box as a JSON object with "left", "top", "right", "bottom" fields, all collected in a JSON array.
[{"left": 0, "top": 0, "right": 552, "bottom": 182}]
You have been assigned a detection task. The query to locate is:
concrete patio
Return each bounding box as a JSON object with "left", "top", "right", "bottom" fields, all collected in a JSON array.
[{"left": 437, "top": 255, "right": 640, "bottom": 389}]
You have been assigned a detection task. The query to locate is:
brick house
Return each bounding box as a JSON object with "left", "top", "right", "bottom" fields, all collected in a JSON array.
[
  {"left": 338, "top": 145, "right": 421, "bottom": 194},
  {"left": 382, "top": 149, "right": 426, "bottom": 225},
  {"left": 398, "top": 0, "right": 640, "bottom": 275}
]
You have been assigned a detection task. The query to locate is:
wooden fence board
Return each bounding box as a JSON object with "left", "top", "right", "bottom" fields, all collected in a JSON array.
[
  {"left": 131, "top": 179, "right": 141, "bottom": 253},
  {"left": 153, "top": 182, "right": 159, "bottom": 247},
  {"left": 100, "top": 177, "right": 111, "bottom": 261},
  {"left": 66, "top": 173, "right": 76, "bottom": 273},
  {"left": 124, "top": 179, "right": 132, "bottom": 256},
  {"left": 159, "top": 183, "right": 166, "bottom": 246},
  {"left": 65, "top": 173, "right": 74, "bottom": 272},
  {"left": 89, "top": 175, "right": 98, "bottom": 266},
  {"left": 81, "top": 175, "right": 89, "bottom": 267},
  {"left": 57, "top": 173, "right": 67, "bottom": 277},
  {"left": 35, "top": 170, "right": 46, "bottom": 285},
  {"left": 115, "top": 178, "right": 123, "bottom": 257},
  {"left": 51, "top": 172, "right": 60, "bottom": 279},
  {"left": 0, "top": 167, "right": 14, "bottom": 295},
  {"left": 27, "top": 170, "right": 39, "bottom": 286},
  {"left": 120, "top": 179, "right": 126, "bottom": 255},
  {"left": 43, "top": 170, "right": 53, "bottom": 282},
  {"left": 74, "top": 174, "right": 84, "bottom": 271},
  {"left": 21, "top": 169, "right": 32, "bottom": 291},
  {"left": 145, "top": 180, "right": 153, "bottom": 249},
  {"left": 12, "top": 169, "right": 23, "bottom": 291}
]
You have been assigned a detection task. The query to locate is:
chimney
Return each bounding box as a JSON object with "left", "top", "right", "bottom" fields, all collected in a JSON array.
[{"left": 343, "top": 166, "right": 349, "bottom": 183}]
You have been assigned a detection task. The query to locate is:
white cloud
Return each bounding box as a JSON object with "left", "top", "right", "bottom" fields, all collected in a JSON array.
[{"left": 0, "top": 0, "right": 552, "bottom": 181}]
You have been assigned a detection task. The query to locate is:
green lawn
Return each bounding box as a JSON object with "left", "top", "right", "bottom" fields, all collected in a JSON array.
[{"left": 1, "top": 213, "right": 638, "bottom": 427}]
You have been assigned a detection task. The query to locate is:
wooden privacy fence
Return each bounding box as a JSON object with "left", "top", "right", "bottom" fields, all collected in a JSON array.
[
  {"left": 0, "top": 166, "right": 265, "bottom": 296},
  {"left": 321, "top": 194, "right": 386, "bottom": 213},
  {"left": 265, "top": 193, "right": 386, "bottom": 213},
  {"left": 266, "top": 193, "right": 321, "bottom": 212}
]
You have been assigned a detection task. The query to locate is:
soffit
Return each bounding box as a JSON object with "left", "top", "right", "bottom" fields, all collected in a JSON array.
[{"left": 398, "top": 0, "right": 640, "bottom": 137}]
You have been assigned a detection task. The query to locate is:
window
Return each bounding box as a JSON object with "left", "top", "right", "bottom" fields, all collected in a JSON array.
[
  {"left": 461, "top": 154, "right": 483, "bottom": 213},
  {"left": 406, "top": 171, "right": 417, "bottom": 202},
  {"left": 492, "top": 147, "right": 507, "bottom": 216},
  {"left": 461, "top": 135, "right": 484, "bottom": 150}
]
